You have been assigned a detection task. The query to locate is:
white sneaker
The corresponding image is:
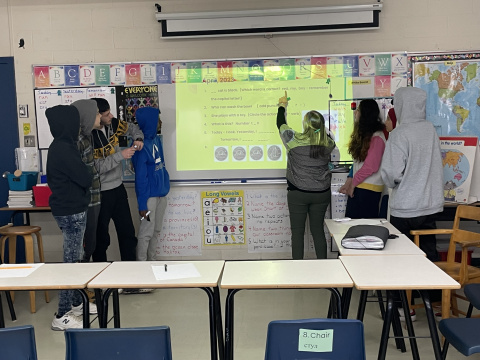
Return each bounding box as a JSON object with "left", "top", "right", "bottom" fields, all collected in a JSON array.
[
  {"left": 51, "top": 311, "right": 83, "bottom": 331},
  {"left": 71, "top": 302, "right": 98, "bottom": 316},
  {"left": 398, "top": 308, "right": 417, "bottom": 322}
]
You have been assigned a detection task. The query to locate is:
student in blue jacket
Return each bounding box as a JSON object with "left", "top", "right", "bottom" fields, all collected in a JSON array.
[{"left": 132, "top": 107, "right": 170, "bottom": 262}]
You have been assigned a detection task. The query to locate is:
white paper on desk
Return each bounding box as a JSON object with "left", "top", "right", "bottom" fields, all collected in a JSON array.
[
  {"left": 151, "top": 263, "right": 201, "bottom": 281},
  {"left": 347, "top": 219, "right": 385, "bottom": 226},
  {"left": 0, "top": 263, "right": 43, "bottom": 278}
]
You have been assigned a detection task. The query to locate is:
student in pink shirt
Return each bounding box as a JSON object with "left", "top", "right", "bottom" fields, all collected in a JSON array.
[{"left": 339, "top": 99, "right": 386, "bottom": 218}]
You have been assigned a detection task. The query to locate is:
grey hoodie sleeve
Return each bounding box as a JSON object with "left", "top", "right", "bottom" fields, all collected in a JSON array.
[
  {"left": 94, "top": 151, "right": 124, "bottom": 176},
  {"left": 126, "top": 121, "right": 144, "bottom": 140},
  {"left": 381, "top": 135, "right": 407, "bottom": 189}
]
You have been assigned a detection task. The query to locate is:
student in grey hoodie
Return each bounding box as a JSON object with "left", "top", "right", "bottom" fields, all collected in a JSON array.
[
  {"left": 381, "top": 87, "right": 444, "bottom": 262},
  {"left": 71, "top": 99, "right": 101, "bottom": 263}
]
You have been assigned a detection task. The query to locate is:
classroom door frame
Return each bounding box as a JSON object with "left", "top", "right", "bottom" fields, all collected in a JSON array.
[{"left": 0, "top": 57, "right": 20, "bottom": 225}]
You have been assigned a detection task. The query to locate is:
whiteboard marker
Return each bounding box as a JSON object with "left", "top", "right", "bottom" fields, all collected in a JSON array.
[{"left": 140, "top": 211, "right": 151, "bottom": 221}]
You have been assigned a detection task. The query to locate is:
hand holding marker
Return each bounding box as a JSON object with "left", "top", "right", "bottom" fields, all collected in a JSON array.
[
  {"left": 140, "top": 210, "right": 151, "bottom": 221},
  {"left": 278, "top": 90, "right": 291, "bottom": 107}
]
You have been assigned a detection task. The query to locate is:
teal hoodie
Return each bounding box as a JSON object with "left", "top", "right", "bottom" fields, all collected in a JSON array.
[{"left": 381, "top": 87, "right": 444, "bottom": 217}]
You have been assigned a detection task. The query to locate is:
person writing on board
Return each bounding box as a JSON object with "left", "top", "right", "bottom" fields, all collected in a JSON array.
[
  {"left": 339, "top": 99, "right": 386, "bottom": 218},
  {"left": 91, "top": 98, "right": 143, "bottom": 265},
  {"left": 46, "top": 105, "right": 93, "bottom": 330},
  {"left": 277, "top": 91, "right": 336, "bottom": 259},
  {"left": 132, "top": 107, "right": 170, "bottom": 263}
]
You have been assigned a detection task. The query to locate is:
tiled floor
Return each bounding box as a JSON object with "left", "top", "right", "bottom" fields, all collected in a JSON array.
[{"left": 3, "top": 287, "right": 479, "bottom": 359}]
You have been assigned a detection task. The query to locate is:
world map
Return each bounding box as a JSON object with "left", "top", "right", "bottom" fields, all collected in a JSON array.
[
  {"left": 441, "top": 149, "right": 470, "bottom": 201},
  {"left": 414, "top": 60, "right": 480, "bottom": 137}
]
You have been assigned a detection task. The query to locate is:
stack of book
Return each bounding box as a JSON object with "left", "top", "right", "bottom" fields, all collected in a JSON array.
[{"left": 7, "top": 190, "right": 34, "bottom": 207}]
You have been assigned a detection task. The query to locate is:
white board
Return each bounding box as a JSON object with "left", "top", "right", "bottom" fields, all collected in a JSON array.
[{"left": 34, "top": 87, "right": 117, "bottom": 149}]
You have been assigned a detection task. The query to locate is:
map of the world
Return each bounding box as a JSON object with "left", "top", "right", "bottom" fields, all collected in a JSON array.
[{"left": 413, "top": 60, "right": 480, "bottom": 137}]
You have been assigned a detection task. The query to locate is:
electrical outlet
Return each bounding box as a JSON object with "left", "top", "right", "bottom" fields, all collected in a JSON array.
[{"left": 24, "top": 135, "right": 35, "bottom": 147}]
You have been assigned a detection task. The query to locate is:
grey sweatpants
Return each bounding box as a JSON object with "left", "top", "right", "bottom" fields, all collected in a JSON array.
[{"left": 137, "top": 196, "right": 168, "bottom": 261}]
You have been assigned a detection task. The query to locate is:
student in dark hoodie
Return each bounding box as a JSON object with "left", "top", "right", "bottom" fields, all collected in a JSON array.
[
  {"left": 132, "top": 107, "right": 170, "bottom": 262},
  {"left": 46, "top": 105, "right": 92, "bottom": 330}
]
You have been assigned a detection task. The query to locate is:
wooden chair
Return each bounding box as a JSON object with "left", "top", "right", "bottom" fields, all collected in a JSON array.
[
  {"left": 408, "top": 205, "right": 480, "bottom": 318},
  {"left": 0, "top": 224, "right": 49, "bottom": 313}
]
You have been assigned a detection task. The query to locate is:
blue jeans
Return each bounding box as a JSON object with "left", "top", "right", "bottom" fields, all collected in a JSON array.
[{"left": 54, "top": 211, "right": 86, "bottom": 317}]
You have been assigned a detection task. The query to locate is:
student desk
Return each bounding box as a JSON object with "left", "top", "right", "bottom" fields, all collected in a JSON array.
[
  {"left": 220, "top": 259, "right": 354, "bottom": 360},
  {"left": 324, "top": 218, "right": 426, "bottom": 256},
  {"left": 340, "top": 255, "right": 460, "bottom": 360},
  {"left": 0, "top": 206, "right": 51, "bottom": 225},
  {"left": 0, "top": 262, "right": 110, "bottom": 328},
  {"left": 87, "top": 260, "right": 225, "bottom": 360}
]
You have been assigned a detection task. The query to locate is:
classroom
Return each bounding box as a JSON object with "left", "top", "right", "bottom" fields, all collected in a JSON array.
[{"left": 1, "top": 0, "right": 480, "bottom": 359}]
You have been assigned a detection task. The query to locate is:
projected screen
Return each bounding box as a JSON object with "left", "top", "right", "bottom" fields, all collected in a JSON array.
[
  {"left": 175, "top": 77, "right": 354, "bottom": 173},
  {"left": 157, "top": 61, "right": 397, "bottom": 181}
]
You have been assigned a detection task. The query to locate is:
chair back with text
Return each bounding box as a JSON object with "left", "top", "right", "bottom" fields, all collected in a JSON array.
[
  {"left": 265, "top": 318, "right": 365, "bottom": 360},
  {"left": 0, "top": 325, "right": 37, "bottom": 359},
  {"left": 65, "top": 326, "right": 172, "bottom": 360}
]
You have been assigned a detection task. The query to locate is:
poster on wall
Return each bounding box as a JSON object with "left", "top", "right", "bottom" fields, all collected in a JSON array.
[
  {"left": 411, "top": 53, "right": 480, "bottom": 138},
  {"left": 202, "top": 189, "right": 245, "bottom": 245},
  {"left": 439, "top": 136, "right": 478, "bottom": 204},
  {"left": 156, "top": 190, "right": 202, "bottom": 256}
]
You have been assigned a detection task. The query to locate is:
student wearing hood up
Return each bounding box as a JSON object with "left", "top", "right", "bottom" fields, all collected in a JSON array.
[
  {"left": 46, "top": 105, "right": 92, "bottom": 330},
  {"left": 71, "top": 99, "right": 102, "bottom": 263},
  {"left": 131, "top": 107, "right": 170, "bottom": 262},
  {"left": 381, "top": 86, "right": 444, "bottom": 262}
]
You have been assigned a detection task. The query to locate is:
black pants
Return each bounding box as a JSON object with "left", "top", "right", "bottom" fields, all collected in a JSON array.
[
  {"left": 92, "top": 184, "right": 137, "bottom": 262},
  {"left": 389, "top": 214, "right": 440, "bottom": 262},
  {"left": 345, "top": 187, "right": 382, "bottom": 219},
  {"left": 390, "top": 213, "right": 442, "bottom": 304}
]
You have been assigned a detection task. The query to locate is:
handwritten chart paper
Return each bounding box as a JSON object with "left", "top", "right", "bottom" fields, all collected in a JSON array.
[
  {"left": 157, "top": 191, "right": 202, "bottom": 256},
  {"left": 152, "top": 263, "right": 201, "bottom": 281},
  {"left": 245, "top": 189, "right": 291, "bottom": 253},
  {"left": 0, "top": 263, "right": 44, "bottom": 278}
]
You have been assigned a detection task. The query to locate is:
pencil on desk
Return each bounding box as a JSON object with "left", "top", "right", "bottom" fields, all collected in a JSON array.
[{"left": 0, "top": 266, "right": 33, "bottom": 270}]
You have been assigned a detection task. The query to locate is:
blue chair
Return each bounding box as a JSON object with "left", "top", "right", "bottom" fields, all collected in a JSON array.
[
  {"left": 439, "top": 284, "right": 480, "bottom": 358},
  {"left": 64, "top": 326, "right": 172, "bottom": 360},
  {"left": 0, "top": 325, "right": 37, "bottom": 359},
  {"left": 265, "top": 318, "right": 365, "bottom": 360},
  {"left": 464, "top": 283, "right": 480, "bottom": 318}
]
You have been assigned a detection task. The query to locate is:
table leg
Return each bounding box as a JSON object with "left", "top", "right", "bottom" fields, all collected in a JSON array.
[
  {"left": 357, "top": 290, "right": 368, "bottom": 321},
  {"left": 341, "top": 288, "right": 352, "bottom": 319},
  {"left": 327, "top": 288, "right": 342, "bottom": 319},
  {"left": 75, "top": 289, "right": 90, "bottom": 328},
  {"left": 378, "top": 290, "right": 395, "bottom": 360},
  {"left": 213, "top": 287, "right": 225, "bottom": 360},
  {"left": 0, "top": 293, "right": 5, "bottom": 328},
  {"left": 93, "top": 289, "right": 103, "bottom": 327},
  {"left": 399, "top": 290, "right": 419, "bottom": 359},
  {"left": 390, "top": 301, "right": 406, "bottom": 352},
  {"left": 224, "top": 289, "right": 240, "bottom": 360},
  {"left": 201, "top": 287, "right": 218, "bottom": 360},
  {"left": 420, "top": 290, "right": 443, "bottom": 360},
  {"left": 112, "top": 289, "right": 120, "bottom": 328}
]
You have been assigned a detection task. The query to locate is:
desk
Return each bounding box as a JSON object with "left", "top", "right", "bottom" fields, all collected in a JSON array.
[
  {"left": 340, "top": 255, "right": 460, "bottom": 360},
  {"left": 325, "top": 218, "right": 425, "bottom": 256},
  {"left": 87, "top": 260, "right": 225, "bottom": 360},
  {"left": 220, "top": 259, "right": 353, "bottom": 360},
  {"left": 0, "top": 206, "right": 51, "bottom": 225},
  {"left": 0, "top": 262, "right": 109, "bottom": 328}
]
